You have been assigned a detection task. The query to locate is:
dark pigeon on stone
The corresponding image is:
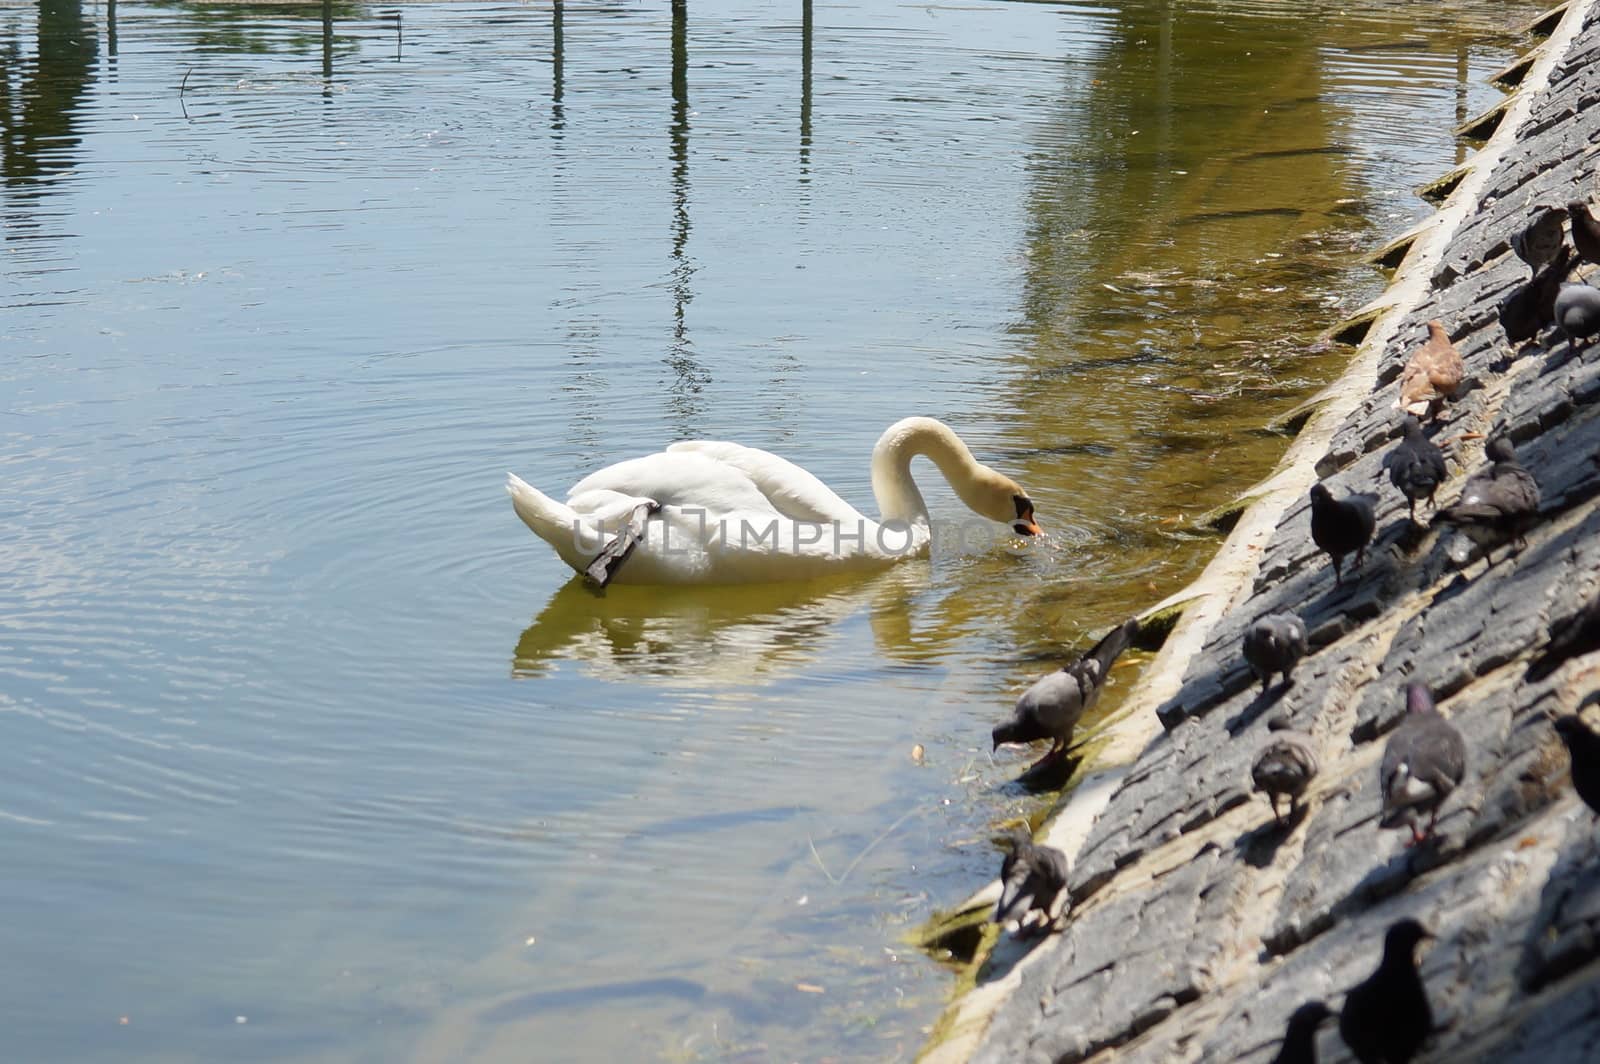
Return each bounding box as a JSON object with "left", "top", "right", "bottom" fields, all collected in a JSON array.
[
  {"left": 1568, "top": 200, "right": 1600, "bottom": 266},
  {"left": 1500, "top": 244, "right": 1575, "bottom": 346},
  {"left": 1432, "top": 437, "right": 1541, "bottom": 563},
  {"left": 1528, "top": 596, "right": 1600, "bottom": 682},
  {"left": 1338, "top": 918, "right": 1435, "bottom": 1064},
  {"left": 1512, "top": 206, "right": 1566, "bottom": 272},
  {"left": 1271, "top": 1000, "right": 1333, "bottom": 1064},
  {"left": 1243, "top": 612, "right": 1309, "bottom": 694},
  {"left": 993, "top": 618, "right": 1137, "bottom": 775},
  {"left": 1253, "top": 718, "right": 1319, "bottom": 826},
  {"left": 1309, "top": 482, "right": 1377, "bottom": 587},
  {"left": 1553, "top": 283, "right": 1600, "bottom": 357},
  {"left": 1551, "top": 714, "right": 1600, "bottom": 820},
  {"left": 1380, "top": 683, "right": 1467, "bottom": 846},
  {"left": 1382, "top": 415, "right": 1447, "bottom": 522},
  {"left": 994, "top": 826, "right": 1071, "bottom": 935}
]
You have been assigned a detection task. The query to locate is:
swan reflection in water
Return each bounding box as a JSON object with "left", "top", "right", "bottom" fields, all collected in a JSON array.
[
  {"left": 512, "top": 566, "right": 933, "bottom": 685},
  {"left": 510, "top": 519, "right": 1065, "bottom": 686}
]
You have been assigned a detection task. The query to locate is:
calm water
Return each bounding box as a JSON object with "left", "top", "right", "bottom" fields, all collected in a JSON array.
[{"left": 0, "top": 0, "right": 1540, "bottom": 1060}]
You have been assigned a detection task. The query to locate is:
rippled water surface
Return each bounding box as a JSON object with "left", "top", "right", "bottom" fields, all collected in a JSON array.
[{"left": 0, "top": 0, "right": 1545, "bottom": 1059}]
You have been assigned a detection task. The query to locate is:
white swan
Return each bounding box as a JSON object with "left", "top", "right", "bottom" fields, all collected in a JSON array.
[{"left": 506, "top": 416, "right": 1041, "bottom": 586}]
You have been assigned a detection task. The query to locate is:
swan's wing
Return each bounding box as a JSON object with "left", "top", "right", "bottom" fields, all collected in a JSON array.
[
  {"left": 666, "top": 440, "right": 866, "bottom": 524},
  {"left": 570, "top": 451, "right": 780, "bottom": 517}
]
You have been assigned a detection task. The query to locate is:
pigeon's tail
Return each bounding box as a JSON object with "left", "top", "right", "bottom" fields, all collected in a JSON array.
[{"left": 1086, "top": 618, "right": 1139, "bottom": 676}]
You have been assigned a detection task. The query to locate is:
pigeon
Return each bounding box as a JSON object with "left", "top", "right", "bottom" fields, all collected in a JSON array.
[
  {"left": 1551, "top": 714, "right": 1600, "bottom": 819},
  {"left": 1432, "top": 437, "right": 1541, "bottom": 563},
  {"left": 1382, "top": 415, "right": 1448, "bottom": 522},
  {"left": 1309, "top": 483, "right": 1377, "bottom": 587},
  {"left": 1253, "top": 718, "right": 1319, "bottom": 826},
  {"left": 1512, "top": 206, "right": 1566, "bottom": 272},
  {"left": 1243, "top": 612, "right": 1309, "bottom": 695},
  {"left": 1338, "top": 918, "right": 1435, "bottom": 1064},
  {"left": 994, "top": 826, "right": 1071, "bottom": 935},
  {"left": 993, "top": 618, "right": 1138, "bottom": 774},
  {"left": 1527, "top": 595, "right": 1600, "bottom": 682},
  {"left": 1500, "top": 244, "right": 1575, "bottom": 346},
  {"left": 1271, "top": 1000, "right": 1333, "bottom": 1064},
  {"left": 1553, "top": 283, "right": 1600, "bottom": 357},
  {"left": 1380, "top": 683, "right": 1467, "bottom": 845},
  {"left": 1568, "top": 200, "right": 1600, "bottom": 266},
  {"left": 1395, "top": 320, "right": 1463, "bottom": 420}
]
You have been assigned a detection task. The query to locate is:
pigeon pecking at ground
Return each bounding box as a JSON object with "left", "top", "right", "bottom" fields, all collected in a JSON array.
[
  {"left": 993, "top": 826, "right": 1072, "bottom": 936},
  {"left": 1551, "top": 713, "right": 1600, "bottom": 820},
  {"left": 1252, "top": 717, "right": 1319, "bottom": 827},
  {"left": 1338, "top": 917, "right": 1436, "bottom": 1064},
  {"left": 1243, "top": 612, "right": 1310, "bottom": 695},
  {"left": 1380, "top": 683, "right": 1467, "bottom": 846},
  {"left": 1500, "top": 243, "right": 1576, "bottom": 347},
  {"left": 1310, "top": 483, "right": 1377, "bottom": 587},
  {"left": 993, "top": 618, "right": 1138, "bottom": 776},
  {"left": 1383, "top": 414, "right": 1448, "bottom": 523},
  {"left": 1432, "top": 436, "right": 1541, "bottom": 564},
  {"left": 1270, "top": 1000, "right": 1334, "bottom": 1064}
]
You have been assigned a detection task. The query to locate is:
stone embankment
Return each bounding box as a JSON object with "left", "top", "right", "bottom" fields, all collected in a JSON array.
[{"left": 931, "top": 3, "right": 1600, "bottom": 1061}]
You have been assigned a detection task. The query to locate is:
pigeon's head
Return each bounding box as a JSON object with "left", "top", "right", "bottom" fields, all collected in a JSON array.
[
  {"left": 1399, "top": 413, "right": 1424, "bottom": 437},
  {"left": 1404, "top": 682, "right": 1436, "bottom": 716},
  {"left": 1485, "top": 436, "right": 1517, "bottom": 464},
  {"left": 1284, "top": 1000, "right": 1333, "bottom": 1034},
  {"left": 1309, "top": 482, "right": 1333, "bottom": 507},
  {"left": 1384, "top": 918, "right": 1433, "bottom": 957}
]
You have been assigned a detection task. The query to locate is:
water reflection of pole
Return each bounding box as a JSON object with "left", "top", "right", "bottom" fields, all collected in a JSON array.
[
  {"left": 107, "top": 0, "right": 117, "bottom": 61},
  {"left": 1454, "top": 44, "right": 1468, "bottom": 166},
  {"left": 799, "top": 0, "right": 811, "bottom": 178},
  {"left": 552, "top": 0, "right": 564, "bottom": 133},
  {"left": 666, "top": 0, "right": 707, "bottom": 425}
]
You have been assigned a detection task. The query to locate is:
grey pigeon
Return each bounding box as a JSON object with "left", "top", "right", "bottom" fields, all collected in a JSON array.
[
  {"left": 994, "top": 618, "right": 1137, "bottom": 774},
  {"left": 1338, "top": 918, "right": 1435, "bottom": 1064},
  {"left": 1271, "top": 1000, "right": 1333, "bottom": 1064},
  {"left": 1569, "top": 200, "right": 1600, "bottom": 266},
  {"left": 1383, "top": 415, "right": 1447, "bottom": 522},
  {"left": 994, "top": 826, "right": 1071, "bottom": 935},
  {"left": 1500, "top": 244, "right": 1575, "bottom": 346},
  {"left": 1253, "top": 718, "right": 1319, "bottom": 826},
  {"left": 1432, "top": 437, "right": 1540, "bottom": 563},
  {"left": 1551, "top": 714, "right": 1600, "bottom": 819},
  {"left": 1309, "top": 483, "right": 1377, "bottom": 587},
  {"left": 1512, "top": 207, "right": 1566, "bottom": 272},
  {"left": 1243, "top": 612, "right": 1309, "bottom": 694},
  {"left": 1553, "top": 283, "right": 1600, "bottom": 357},
  {"left": 1380, "top": 683, "right": 1467, "bottom": 846}
]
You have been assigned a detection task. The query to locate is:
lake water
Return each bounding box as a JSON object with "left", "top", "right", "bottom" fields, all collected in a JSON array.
[{"left": 0, "top": 0, "right": 1541, "bottom": 1060}]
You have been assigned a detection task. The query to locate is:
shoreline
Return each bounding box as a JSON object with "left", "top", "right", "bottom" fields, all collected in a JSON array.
[{"left": 920, "top": 2, "right": 1598, "bottom": 1058}]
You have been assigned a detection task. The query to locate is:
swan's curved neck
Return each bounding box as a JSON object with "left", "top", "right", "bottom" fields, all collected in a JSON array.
[{"left": 869, "top": 417, "right": 997, "bottom": 527}]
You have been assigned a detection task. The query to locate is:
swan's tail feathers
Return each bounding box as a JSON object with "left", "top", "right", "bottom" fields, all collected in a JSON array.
[{"left": 506, "top": 473, "right": 568, "bottom": 537}]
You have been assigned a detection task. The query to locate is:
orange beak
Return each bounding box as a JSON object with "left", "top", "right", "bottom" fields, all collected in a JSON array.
[{"left": 1015, "top": 516, "right": 1043, "bottom": 536}]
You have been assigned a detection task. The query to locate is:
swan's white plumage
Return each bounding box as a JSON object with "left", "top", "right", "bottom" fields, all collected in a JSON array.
[{"left": 507, "top": 416, "right": 1035, "bottom": 586}]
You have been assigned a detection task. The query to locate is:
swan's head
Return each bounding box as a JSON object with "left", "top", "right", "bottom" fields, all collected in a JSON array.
[{"left": 1008, "top": 493, "right": 1042, "bottom": 537}]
